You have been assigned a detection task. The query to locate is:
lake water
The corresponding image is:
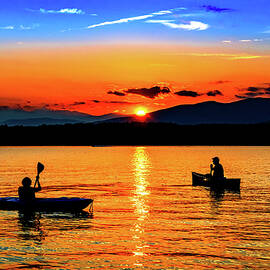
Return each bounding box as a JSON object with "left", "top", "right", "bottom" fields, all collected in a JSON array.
[{"left": 0, "top": 146, "right": 269, "bottom": 269}]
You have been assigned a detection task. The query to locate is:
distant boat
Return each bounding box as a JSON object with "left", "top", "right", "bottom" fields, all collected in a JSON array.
[
  {"left": 0, "top": 197, "right": 93, "bottom": 212},
  {"left": 192, "top": 172, "right": 240, "bottom": 190}
]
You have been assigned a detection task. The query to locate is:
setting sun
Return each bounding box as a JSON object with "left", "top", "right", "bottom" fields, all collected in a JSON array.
[{"left": 135, "top": 109, "right": 147, "bottom": 117}]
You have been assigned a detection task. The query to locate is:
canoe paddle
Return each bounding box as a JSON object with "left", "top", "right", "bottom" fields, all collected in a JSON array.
[{"left": 34, "top": 162, "right": 44, "bottom": 188}]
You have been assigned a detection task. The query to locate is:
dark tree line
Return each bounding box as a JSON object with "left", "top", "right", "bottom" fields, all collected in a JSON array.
[{"left": 0, "top": 122, "right": 270, "bottom": 146}]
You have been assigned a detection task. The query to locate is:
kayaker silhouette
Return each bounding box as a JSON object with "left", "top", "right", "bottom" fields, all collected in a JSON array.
[
  {"left": 18, "top": 162, "right": 44, "bottom": 202},
  {"left": 210, "top": 157, "right": 224, "bottom": 181},
  {"left": 18, "top": 177, "right": 42, "bottom": 201}
]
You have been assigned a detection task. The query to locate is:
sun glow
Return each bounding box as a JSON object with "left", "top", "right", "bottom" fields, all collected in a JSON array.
[{"left": 135, "top": 109, "right": 147, "bottom": 117}]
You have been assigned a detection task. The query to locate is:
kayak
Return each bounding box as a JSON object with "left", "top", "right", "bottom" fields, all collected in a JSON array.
[
  {"left": 192, "top": 172, "right": 240, "bottom": 190},
  {"left": 0, "top": 197, "right": 93, "bottom": 212}
]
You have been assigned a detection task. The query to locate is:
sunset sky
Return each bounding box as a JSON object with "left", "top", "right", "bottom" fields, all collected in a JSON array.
[{"left": 1, "top": 0, "right": 270, "bottom": 115}]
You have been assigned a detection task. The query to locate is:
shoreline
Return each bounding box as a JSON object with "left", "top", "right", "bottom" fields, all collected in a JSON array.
[{"left": 1, "top": 122, "right": 270, "bottom": 146}]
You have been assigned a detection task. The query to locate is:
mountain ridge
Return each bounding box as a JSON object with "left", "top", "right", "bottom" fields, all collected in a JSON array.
[
  {"left": 105, "top": 98, "right": 270, "bottom": 125},
  {"left": 1, "top": 98, "right": 270, "bottom": 126},
  {"left": 0, "top": 108, "right": 123, "bottom": 126}
]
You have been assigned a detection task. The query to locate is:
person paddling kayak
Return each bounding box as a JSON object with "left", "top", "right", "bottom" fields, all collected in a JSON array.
[
  {"left": 18, "top": 176, "right": 42, "bottom": 201},
  {"left": 18, "top": 162, "right": 44, "bottom": 202}
]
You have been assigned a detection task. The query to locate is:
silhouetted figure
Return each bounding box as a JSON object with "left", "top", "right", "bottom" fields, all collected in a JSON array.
[
  {"left": 210, "top": 157, "right": 224, "bottom": 182},
  {"left": 18, "top": 176, "right": 42, "bottom": 202}
]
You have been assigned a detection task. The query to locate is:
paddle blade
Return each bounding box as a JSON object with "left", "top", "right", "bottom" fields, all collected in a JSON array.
[{"left": 37, "top": 162, "right": 44, "bottom": 174}]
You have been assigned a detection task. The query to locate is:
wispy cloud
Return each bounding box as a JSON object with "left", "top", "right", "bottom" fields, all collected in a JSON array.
[
  {"left": 222, "top": 40, "right": 232, "bottom": 44},
  {"left": 19, "top": 23, "right": 40, "bottom": 30},
  {"left": 223, "top": 39, "right": 263, "bottom": 44},
  {"left": 239, "top": 39, "right": 252, "bottom": 42},
  {"left": 201, "top": 5, "right": 234, "bottom": 13},
  {"left": 0, "top": 24, "right": 39, "bottom": 31},
  {"left": 147, "top": 20, "right": 209, "bottom": 30},
  {"left": 240, "top": 39, "right": 263, "bottom": 42},
  {"left": 151, "top": 10, "right": 173, "bottom": 15},
  {"left": 230, "top": 55, "right": 263, "bottom": 60},
  {"left": 0, "top": 26, "right": 14, "bottom": 30},
  {"left": 177, "top": 52, "right": 266, "bottom": 60},
  {"left": 39, "top": 8, "right": 85, "bottom": 15},
  {"left": 171, "top": 7, "right": 187, "bottom": 11},
  {"left": 87, "top": 9, "right": 176, "bottom": 29},
  {"left": 26, "top": 7, "right": 97, "bottom": 15},
  {"left": 88, "top": 14, "right": 156, "bottom": 28},
  {"left": 83, "top": 7, "right": 209, "bottom": 32}
]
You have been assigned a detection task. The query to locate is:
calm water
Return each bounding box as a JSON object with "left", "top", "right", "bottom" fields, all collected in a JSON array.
[{"left": 0, "top": 146, "right": 269, "bottom": 269}]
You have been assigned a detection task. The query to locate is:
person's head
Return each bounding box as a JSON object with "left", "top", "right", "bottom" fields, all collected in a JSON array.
[
  {"left": 22, "top": 177, "right": 32, "bottom": 187},
  {"left": 212, "top": 157, "right": 220, "bottom": 165}
]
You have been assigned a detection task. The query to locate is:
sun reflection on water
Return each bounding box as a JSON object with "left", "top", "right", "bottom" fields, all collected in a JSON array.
[{"left": 131, "top": 147, "right": 151, "bottom": 264}]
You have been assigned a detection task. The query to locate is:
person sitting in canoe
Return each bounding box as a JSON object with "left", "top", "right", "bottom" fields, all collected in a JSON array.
[
  {"left": 18, "top": 176, "right": 42, "bottom": 202},
  {"left": 210, "top": 157, "right": 224, "bottom": 181}
]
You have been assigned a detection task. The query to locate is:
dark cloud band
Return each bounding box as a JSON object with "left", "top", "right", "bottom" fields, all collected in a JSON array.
[{"left": 174, "top": 90, "right": 202, "bottom": 97}]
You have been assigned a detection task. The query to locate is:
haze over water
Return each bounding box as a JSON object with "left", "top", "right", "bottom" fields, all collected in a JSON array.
[{"left": 0, "top": 146, "right": 269, "bottom": 269}]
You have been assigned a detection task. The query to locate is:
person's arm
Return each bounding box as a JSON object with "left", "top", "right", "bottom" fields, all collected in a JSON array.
[
  {"left": 210, "top": 164, "right": 213, "bottom": 176},
  {"left": 34, "top": 176, "right": 42, "bottom": 192}
]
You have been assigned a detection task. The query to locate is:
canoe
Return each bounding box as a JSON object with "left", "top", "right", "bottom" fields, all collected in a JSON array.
[
  {"left": 0, "top": 197, "right": 93, "bottom": 212},
  {"left": 192, "top": 172, "right": 240, "bottom": 190}
]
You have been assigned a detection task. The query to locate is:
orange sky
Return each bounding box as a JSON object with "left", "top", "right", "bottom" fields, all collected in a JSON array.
[{"left": 1, "top": 43, "right": 269, "bottom": 115}]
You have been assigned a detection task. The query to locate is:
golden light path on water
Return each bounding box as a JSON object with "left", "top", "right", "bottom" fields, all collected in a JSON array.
[
  {"left": 131, "top": 147, "right": 151, "bottom": 266},
  {"left": 0, "top": 146, "right": 270, "bottom": 269}
]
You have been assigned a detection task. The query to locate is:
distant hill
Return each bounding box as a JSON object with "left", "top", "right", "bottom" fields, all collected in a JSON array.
[
  {"left": 2, "top": 98, "right": 270, "bottom": 127},
  {"left": 106, "top": 98, "right": 270, "bottom": 125},
  {"left": 0, "top": 108, "right": 123, "bottom": 126}
]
